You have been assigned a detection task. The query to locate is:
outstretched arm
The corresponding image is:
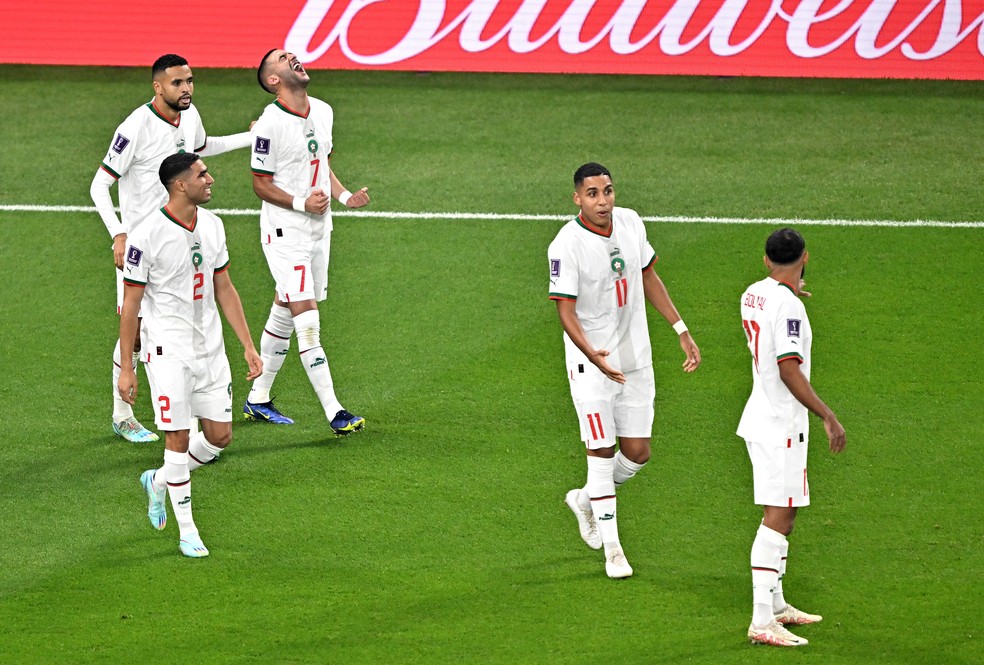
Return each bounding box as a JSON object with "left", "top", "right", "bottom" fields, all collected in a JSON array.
[
  {"left": 778, "top": 359, "right": 846, "bottom": 452},
  {"left": 197, "top": 132, "right": 251, "bottom": 157},
  {"left": 213, "top": 269, "right": 262, "bottom": 380},
  {"left": 642, "top": 267, "right": 701, "bottom": 372},
  {"left": 554, "top": 299, "right": 625, "bottom": 384}
]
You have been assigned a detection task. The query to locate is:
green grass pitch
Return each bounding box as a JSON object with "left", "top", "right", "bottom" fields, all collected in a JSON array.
[{"left": 0, "top": 65, "right": 981, "bottom": 663}]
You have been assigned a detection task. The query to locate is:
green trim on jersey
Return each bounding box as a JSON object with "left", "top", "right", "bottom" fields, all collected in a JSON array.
[
  {"left": 549, "top": 292, "right": 577, "bottom": 301},
  {"left": 146, "top": 102, "right": 179, "bottom": 127},
  {"left": 123, "top": 277, "right": 147, "bottom": 287},
  {"left": 778, "top": 281, "right": 797, "bottom": 294},
  {"left": 160, "top": 206, "right": 196, "bottom": 232},
  {"left": 643, "top": 254, "right": 658, "bottom": 272},
  {"left": 251, "top": 167, "right": 275, "bottom": 177},
  {"left": 575, "top": 214, "right": 613, "bottom": 238},
  {"left": 777, "top": 351, "right": 803, "bottom": 362},
  {"left": 275, "top": 99, "right": 309, "bottom": 119},
  {"left": 215, "top": 259, "right": 230, "bottom": 273},
  {"left": 100, "top": 162, "right": 122, "bottom": 179}
]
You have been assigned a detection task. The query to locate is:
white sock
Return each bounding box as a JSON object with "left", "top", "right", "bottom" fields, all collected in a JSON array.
[
  {"left": 164, "top": 449, "right": 196, "bottom": 538},
  {"left": 294, "top": 309, "right": 342, "bottom": 418},
  {"left": 586, "top": 456, "right": 620, "bottom": 555},
  {"left": 773, "top": 539, "right": 789, "bottom": 612},
  {"left": 613, "top": 451, "right": 646, "bottom": 488},
  {"left": 575, "top": 487, "right": 591, "bottom": 512},
  {"left": 187, "top": 432, "right": 223, "bottom": 473},
  {"left": 247, "top": 303, "right": 293, "bottom": 404},
  {"left": 751, "top": 523, "right": 786, "bottom": 627},
  {"left": 112, "top": 339, "right": 134, "bottom": 421}
]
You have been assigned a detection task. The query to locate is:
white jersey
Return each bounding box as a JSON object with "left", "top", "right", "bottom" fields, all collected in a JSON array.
[
  {"left": 250, "top": 97, "right": 335, "bottom": 245},
  {"left": 123, "top": 206, "right": 230, "bottom": 361},
  {"left": 737, "top": 277, "right": 813, "bottom": 443},
  {"left": 99, "top": 100, "right": 207, "bottom": 234},
  {"left": 548, "top": 207, "right": 658, "bottom": 373}
]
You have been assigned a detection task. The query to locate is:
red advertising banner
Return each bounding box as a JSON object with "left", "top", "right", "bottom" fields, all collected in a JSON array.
[{"left": 2, "top": 1, "right": 981, "bottom": 79}]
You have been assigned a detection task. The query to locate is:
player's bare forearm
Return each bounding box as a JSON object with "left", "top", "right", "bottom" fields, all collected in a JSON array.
[
  {"left": 555, "top": 299, "right": 625, "bottom": 383},
  {"left": 778, "top": 359, "right": 846, "bottom": 452},
  {"left": 254, "top": 174, "right": 329, "bottom": 215},
  {"left": 118, "top": 286, "right": 142, "bottom": 403},
  {"left": 214, "top": 272, "right": 263, "bottom": 380},
  {"left": 643, "top": 268, "right": 701, "bottom": 371},
  {"left": 329, "top": 169, "right": 370, "bottom": 208}
]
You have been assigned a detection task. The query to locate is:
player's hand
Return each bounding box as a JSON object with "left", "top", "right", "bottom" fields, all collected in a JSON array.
[
  {"left": 345, "top": 187, "right": 370, "bottom": 209},
  {"left": 824, "top": 414, "right": 846, "bottom": 453},
  {"left": 118, "top": 370, "right": 138, "bottom": 405},
  {"left": 680, "top": 332, "right": 701, "bottom": 372},
  {"left": 798, "top": 279, "right": 812, "bottom": 298},
  {"left": 113, "top": 233, "right": 128, "bottom": 270},
  {"left": 305, "top": 189, "right": 330, "bottom": 215},
  {"left": 244, "top": 348, "right": 263, "bottom": 381},
  {"left": 590, "top": 349, "right": 625, "bottom": 384}
]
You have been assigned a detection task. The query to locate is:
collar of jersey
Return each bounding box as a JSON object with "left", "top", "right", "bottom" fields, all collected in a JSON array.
[
  {"left": 275, "top": 98, "right": 310, "bottom": 119},
  {"left": 769, "top": 277, "right": 797, "bottom": 294},
  {"left": 147, "top": 101, "right": 181, "bottom": 128},
  {"left": 161, "top": 205, "right": 197, "bottom": 232},
  {"left": 576, "top": 213, "right": 613, "bottom": 238}
]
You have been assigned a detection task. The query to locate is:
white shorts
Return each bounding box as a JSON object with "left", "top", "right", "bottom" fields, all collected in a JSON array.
[
  {"left": 568, "top": 364, "right": 655, "bottom": 449},
  {"left": 145, "top": 353, "right": 233, "bottom": 431},
  {"left": 262, "top": 235, "right": 331, "bottom": 303},
  {"left": 745, "top": 436, "right": 810, "bottom": 507}
]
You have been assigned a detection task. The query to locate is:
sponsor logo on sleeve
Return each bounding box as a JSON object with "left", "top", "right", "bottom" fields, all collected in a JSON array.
[
  {"left": 550, "top": 259, "right": 560, "bottom": 277},
  {"left": 787, "top": 319, "right": 801, "bottom": 337},
  {"left": 112, "top": 133, "right": 130, "bottom": 154},
  {"left": 254, "top": 136, "right": 271, "bottom": 155},
  {"left": 126, "top": 246, "right": 143, "bottom": 267}
]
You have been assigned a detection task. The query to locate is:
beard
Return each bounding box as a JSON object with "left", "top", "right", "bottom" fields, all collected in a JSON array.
[{"left": 163, "top": 96, "right": 191, "bottom": 113}]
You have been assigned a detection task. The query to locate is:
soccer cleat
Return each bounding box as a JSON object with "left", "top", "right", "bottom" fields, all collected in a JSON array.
[
  {"left": 330, "top": 409, "right": 365, "bottom": 436},
  {"left": 243, "top": 399, "right": 294, "bottom": 424},
  {"left": 748, "top": 620, "right": 809, "bottom": 647},
  {"left": 179, "top": 533, "right": 209, "bottom": 558},
  {"left": 774, "top": 604, "right": 823, "bottom": 626},
  {"left": 140, "top": 469, "right": 167, "bottom": 531},
  {"left": 605, "top": 549, "right": 634, "bottom": 579},
  {"left": 113, "top": 417, "right": 159, "bottom": 443},
  {"left": 564, "top": 489, "right": 602, "bottom": 550}
]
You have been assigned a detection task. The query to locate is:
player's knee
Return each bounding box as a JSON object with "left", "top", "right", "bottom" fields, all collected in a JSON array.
[{"left": 208, "top": 428, "right": 232, "bottom": 448}]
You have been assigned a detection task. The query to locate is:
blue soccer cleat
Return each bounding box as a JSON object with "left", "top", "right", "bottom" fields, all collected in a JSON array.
[
  {"left": 140, "top": 469, "right": 167, "bottom": 530},
  {"left": 179, "top": 533, "right": 209, "bottom": 558},
  {"left": 113, "top": 417, "right": 159, "bottom": 443},
  {"left": 330, "top": 409, "right": 365, "bottom": 436},
  {"left": 243, "top": 399, "right": 294, "bottom": 424}
]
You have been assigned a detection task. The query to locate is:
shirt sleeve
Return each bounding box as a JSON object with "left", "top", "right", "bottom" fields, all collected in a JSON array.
[
  {"left": 250, "top": 117, "right": 276, "bottom": 178},
  {"left": 548, "top": 234, "right": 578, "bottom": 301},
  {"left": 214, "top": 220, "right": 230, "bottom": 273},
  {"left": 122, "top": 228, "right": 151, "bottom": 287},
  {"left": 773, "top": 294, "right": 807, "bottom": 363},
  {"left": 633, "top": 210, "right": 657, "bottom": 271},
  {"left": 99, "top": 116, "right": 139, "bottom": 181}
]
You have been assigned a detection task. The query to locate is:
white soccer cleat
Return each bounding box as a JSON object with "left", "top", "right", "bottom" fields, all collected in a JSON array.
[
  {"left": 748, "top": 619, "right": 809, "bottom": 647},
  {"left": 774, "top": 604, "right": 823, "bottom": 625},
  {"left": 564, "top": 489, "right": 602, "bottom": 550},
  {"left": 605, "top": 549, "right": 633, "bottom": 579}
]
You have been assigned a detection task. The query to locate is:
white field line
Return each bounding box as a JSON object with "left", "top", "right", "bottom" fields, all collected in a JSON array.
[{"left": 1, "top": 204, "right": 982, "bottom": 229}]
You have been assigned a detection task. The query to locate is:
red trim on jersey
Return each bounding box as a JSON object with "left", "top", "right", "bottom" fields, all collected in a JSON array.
[
  {"left": 150, "top": 100, "right": 181, "bottom": 127},
  {"left": 777, "top": 354, "right": 803, "bottom": 365},
  {"left": 214, "top": 261, "right": 230, "bottom": 274},
  {"left": 788, "top": 498, "right": 793, "bottom": 507},
  {"left": 99, "top": 164, "right": 121, "bottom": 180},
  {"left": 787, "top": 438, "right": 792, "bottom": 448},
  {"left": 549, "top": 295, "right": 576, "bottom": 302},
  {"left": 576, "top": 213, "right": 613, "bottom": 238},
  {"left": 642, "top": 254, "right": 659, "bottom": 272},
  {"left": 275, "top": 98, "right": 310, "bottom": 118},
  {"left": 251, "top": 169, "right": 274, "bottom": 178},
  {"left": 162, "top": 205, "right": 197, "bottom": 232},
  {"left": 778, "top": 281, "right": 797, "bottom": 294}
]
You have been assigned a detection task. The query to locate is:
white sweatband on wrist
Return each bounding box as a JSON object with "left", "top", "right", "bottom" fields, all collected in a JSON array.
[
  {"left": 292, "top": 196, "right": 306, "bottom": 212},
  {"left": 337, "top": 190, "right": 352, "bottom": 206},
  {"left": 672, "top": 320, "right": 689, "bottom": 335}
]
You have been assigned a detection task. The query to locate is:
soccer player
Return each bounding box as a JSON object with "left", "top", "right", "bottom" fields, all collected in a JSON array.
[
  {"left": 92, "top": 54, "right": 252, "bottom": 443},
  {"left": 738, "top": 228, "right": 846, "bottom": 646},
  {"left": 548, "top": 162, "right": 701, "bottom": 578},
  {"left": 118, "top": 152, "right": 262, "bottom": 558},
  {"left": 242, "top": 48, "right": 369, "bottom": 436}
]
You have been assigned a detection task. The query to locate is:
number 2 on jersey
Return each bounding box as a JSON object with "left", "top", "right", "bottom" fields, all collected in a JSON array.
[
  {"left": 742, "top": 319, "right": 761, "bottom": 372},
  {"left": 193, "top": 273, "right": 204, "bottom": 301}
]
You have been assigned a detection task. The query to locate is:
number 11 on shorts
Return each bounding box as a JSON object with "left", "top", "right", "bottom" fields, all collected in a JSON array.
[{"left": 586, "top": 412, "right": 605, "bottom": 440}]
